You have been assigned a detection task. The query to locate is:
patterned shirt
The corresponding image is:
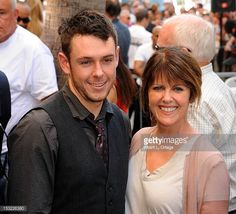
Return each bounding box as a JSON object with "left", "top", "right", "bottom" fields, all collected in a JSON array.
[{"left": 187, "top": 63, "right": 236, "bottom": 211}]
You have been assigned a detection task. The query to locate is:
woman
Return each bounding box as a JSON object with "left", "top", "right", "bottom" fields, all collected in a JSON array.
[
  {"left": 27, "top": 0, "right": 44, "bottom": 38},
  {"left": 108, "top": 54, "right": 136, "bottom": 113},
  {"left": 126, "top": 47, "right": 229, "bottom": 214}
]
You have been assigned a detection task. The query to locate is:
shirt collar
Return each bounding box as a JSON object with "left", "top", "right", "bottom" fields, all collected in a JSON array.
[
  {"left": 112, "top": 18, "right": 119, "bottom": 24},
  {"left": 61, "top": 82, "right": 114, "bottom": 121},
  {"left": 201, "top": 63, "right": 213, "bottom": 75}
]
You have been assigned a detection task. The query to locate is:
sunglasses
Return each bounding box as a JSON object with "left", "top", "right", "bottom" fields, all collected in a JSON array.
[{"left": 17, "top": 17, "right": 31, "bottom": 24}]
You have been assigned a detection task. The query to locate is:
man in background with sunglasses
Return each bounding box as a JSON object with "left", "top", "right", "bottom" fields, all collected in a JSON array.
[
  {"left": 16, "top": 0, "right": 31, "bottom": 29},
  {"left": 0, "top": 0, "right": 58, "bottom": 203}
]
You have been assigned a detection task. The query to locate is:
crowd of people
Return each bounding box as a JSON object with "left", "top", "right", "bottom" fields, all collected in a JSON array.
[{"left": 0, "top": 0, "right": 236, "bottom": 213}]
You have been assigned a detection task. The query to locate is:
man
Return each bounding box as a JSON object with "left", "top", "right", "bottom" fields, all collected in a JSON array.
[
  {"left": 134, "top": 25, "right": 161, "bottom": 77},
  {"left": 0, "top": 71, "right": 10, "bottom": 205},
  {"left": 105, "top": 0, "right": 131, "bottom": 65},
  {"left": 158, "top": 14, "right": 236, "bottom": 213},
  {"left": 0, "top": 0, "right": 58, "bottom": 157},
  {"left": 16, "top": 0, "right": 31, "bottom": 29},
  {"left": 0, "top": 71, "right": 10, "bottom": 145},
  {"left": 119, "top": 9, "right": 131, "bottom": 26},
  {"left": 128, "top": 7, "right": 151, "bottom": 70},
  {"left": 7, "top": 9, "right": 130, "bottom": 214}
]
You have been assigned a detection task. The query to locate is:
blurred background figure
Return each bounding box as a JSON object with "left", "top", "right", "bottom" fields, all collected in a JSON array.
[
  {"left": 16, "top": 0, "right": 31, "bottom": 29},
  {"left": 128, "top": 7, "right": 151, "bottom": 70},
  {"left": 223, "top": 19, "right": 236, "bottom": 71},
  {"left": 129, "top": 25, "right": 162, "bottom": 136},
  {"left": 107, "top": 54, "right": 136, "bottom": 114},
  {"left": 27, "top": 0, "right": 44, "bottom": 38},
  {"left": 134, "top": 25, "right": 162, "bottom": 77},
  {"left": 162, "top": 0, "right": 175, "bottom": 20},
  {"left": 196, "top": 3, "right": 205, "bottom": 16},
  {"left": 146, "top": 3, "right": 161, "bottom": 33},
  {"left": 121, "top": 2, "right": 136, "bottom": 25},
  {"left": 105, "top": 0, "right": 131, "bottom": 65},
  {"left": 188, "top": 6, "right": 196, "bottom": 14},
  {"left": 180, "top": 7, "right": 187, "bottom": 14},
  {"left": 119, "top": 9, "right": 131, "bottom": 26}
]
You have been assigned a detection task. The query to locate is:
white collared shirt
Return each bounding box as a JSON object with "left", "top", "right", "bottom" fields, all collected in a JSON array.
[
  {"left": 187, "top": 63, "right": 236, "bottom": 211},
  {"left": 188, "top": 63, "right": 236, "bottom": 135}
]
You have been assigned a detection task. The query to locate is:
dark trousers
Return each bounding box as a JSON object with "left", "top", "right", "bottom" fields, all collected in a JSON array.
[{"left": 0, "top": 152, "right": 8, "bottom": 205}]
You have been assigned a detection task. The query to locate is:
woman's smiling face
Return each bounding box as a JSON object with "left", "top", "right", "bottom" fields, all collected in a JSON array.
[{"left": 148, "top": 76, "right": 191, "bottom": 129}]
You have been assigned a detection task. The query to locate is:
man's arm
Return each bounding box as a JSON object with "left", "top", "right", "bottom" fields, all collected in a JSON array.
[
  {"left": 133, "top": 44, "right": 147, "bottom": 77},
  {"left": 7, "top": 110, "right": 58, "bottom": 213},
  {"left": 0, "top": 71, "right": 11, "bottom": 130},
  {"left": 134, "top": 60, "right": 145, "bottom": 77},
  {"left": 29, "top": 43, "right": 58, "bottom": 101},
  {"left": 0, "top": 71, "right": 11, "bottom": 154}
]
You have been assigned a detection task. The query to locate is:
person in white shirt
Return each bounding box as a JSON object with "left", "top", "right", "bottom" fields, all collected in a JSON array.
[
  {"left": 158, "top": 14, "right": 236, "bottom": 213},
  {"left": 0, "top": 0, "right": 58, "bottom": 156},
  {"left": 134, "top": 25, "right": 161, "bottom": 77},
  {"left": 128, "top": 7, "right": 152, "bottom": 70}
]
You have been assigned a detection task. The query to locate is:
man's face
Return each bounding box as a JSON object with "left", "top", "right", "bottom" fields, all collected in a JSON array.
[
  {"left": 16, "top": 3, "right": 31, "bottom": 29},
  {"left": 120, "top": 10, "right": 130, "bottom": 26},
  {"left": 59, "top": 35, "right": 119, "bottom": 109},
  {"left": 0, "top": 0, "right": 18, "bottom": 43}
]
